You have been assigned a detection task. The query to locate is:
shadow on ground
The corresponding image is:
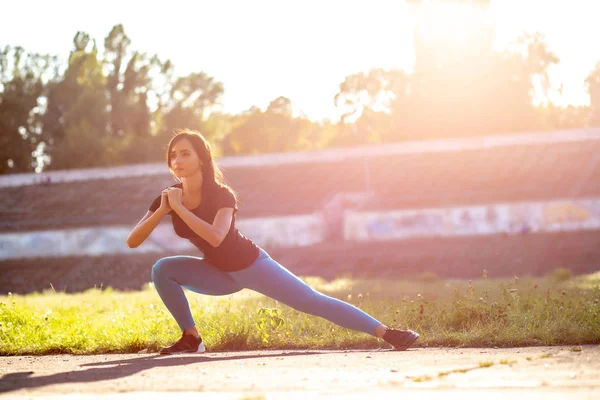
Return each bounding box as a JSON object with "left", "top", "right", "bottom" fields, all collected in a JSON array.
[{"left": 0, "top": 350, "right": 341, "bottom": 394}]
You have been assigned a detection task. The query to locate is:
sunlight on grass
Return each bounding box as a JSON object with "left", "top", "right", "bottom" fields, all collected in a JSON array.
[
  {"left": 1, "top": 271, "right": 599, "bottom": 355},
  {"left": 573, "top": 270, "right": 600, "bottom": 290}
]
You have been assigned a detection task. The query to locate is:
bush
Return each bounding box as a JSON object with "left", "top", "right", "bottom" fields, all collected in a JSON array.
[
  {"left": 548, "top": 267, "right": 572, "bottom": 282},
  {"left": 414, "top": 271, "right": 440, "bottom": 283}
]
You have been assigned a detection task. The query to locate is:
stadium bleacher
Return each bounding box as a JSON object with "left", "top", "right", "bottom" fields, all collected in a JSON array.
[
  {"left": 1, "top": 139, "right": 598, "bottom": 232},
  {"left": 1, "top": 130, "right": 599, "bottom": 293}
]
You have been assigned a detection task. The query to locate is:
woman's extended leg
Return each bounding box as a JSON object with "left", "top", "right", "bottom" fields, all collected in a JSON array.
[
  {"left": 230, "top": 250, "right": 382, "bottom": 336},
  {"left": 151, "top": 255, "right": 243, "bottom": 331}
]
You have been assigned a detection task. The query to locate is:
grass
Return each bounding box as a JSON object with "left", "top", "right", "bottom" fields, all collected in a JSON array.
[
  {"left": 413, "top": 359, "right": 515, "bottom": 382},
  {"left": 1, "top": 270, "right": 599, "bottom": 355}
]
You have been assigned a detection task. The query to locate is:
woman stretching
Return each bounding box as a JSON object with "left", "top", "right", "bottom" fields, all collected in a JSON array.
[{"left": 126, "top": 129, "right": 419, "bottom": 354}]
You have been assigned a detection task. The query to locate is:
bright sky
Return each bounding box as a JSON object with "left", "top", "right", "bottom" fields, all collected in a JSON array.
[{"left": 1, "top": 0, "right": 598, "bottom": 121}]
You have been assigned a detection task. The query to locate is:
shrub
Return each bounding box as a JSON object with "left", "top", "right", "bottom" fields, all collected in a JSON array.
[{"left": 549, "top": 268, "right": 572, "bottom": 282}]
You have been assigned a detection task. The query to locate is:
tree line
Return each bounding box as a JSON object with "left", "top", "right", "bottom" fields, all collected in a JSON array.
[{"left": 1, "top": 21, "right": 599, "bottom": 174}]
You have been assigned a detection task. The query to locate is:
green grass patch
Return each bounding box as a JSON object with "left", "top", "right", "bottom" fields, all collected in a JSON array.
[
  {"left": 412, "top": 374, "right": 433, "bottom": 382},
  {"left": 438, "top": 367, "right": 471, "bottom": 377},
  {"left": 1, "top": 271, "right": 599, "bottom": 355}
]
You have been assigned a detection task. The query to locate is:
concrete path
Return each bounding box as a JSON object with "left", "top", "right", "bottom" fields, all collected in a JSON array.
[{"left": 1, "top": 345, "right": 599, "bottom": 399}]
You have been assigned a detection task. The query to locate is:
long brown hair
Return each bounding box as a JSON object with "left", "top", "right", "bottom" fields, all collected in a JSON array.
[{"left": 166, "top": 129, "right": 237, "bottom": 202}]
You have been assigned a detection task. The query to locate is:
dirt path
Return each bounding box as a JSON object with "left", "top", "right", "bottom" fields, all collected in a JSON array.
[{"left": 1, "top": 346, "right": 599, "bottom": 399}]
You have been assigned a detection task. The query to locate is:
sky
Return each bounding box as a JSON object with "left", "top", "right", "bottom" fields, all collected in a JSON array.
[{"left": 1, "top": 0, "right": 598, "bottom": 121}]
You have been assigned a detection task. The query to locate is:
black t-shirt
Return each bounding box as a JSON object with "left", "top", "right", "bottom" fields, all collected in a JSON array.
[{"left": 149, "top": 182, "right": 259, "bottom": 272}]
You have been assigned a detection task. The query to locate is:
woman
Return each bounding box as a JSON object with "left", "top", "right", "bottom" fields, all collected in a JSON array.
[{"left": 126, "top": 129, "right": 419, "bottom": 354}]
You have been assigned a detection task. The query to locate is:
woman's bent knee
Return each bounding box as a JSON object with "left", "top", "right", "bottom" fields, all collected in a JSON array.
[{"left": 151, "top": 257, "right": 175, "bottom": 282}]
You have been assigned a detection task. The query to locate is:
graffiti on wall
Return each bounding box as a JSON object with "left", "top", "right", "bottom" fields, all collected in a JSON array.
[
  {"left": 0, "top": 214, "right": 324, "bottom": 260},
  {"left": 236, "top": 215, "right": 323, "bottom": 248},
  {"left": 543, "top": 202, "right": 591, "bottom": 225},
  {"left": 345, "top": 198, "right": 600, "bottom": 241},
  {"left": 2, "top": 199, "right": 600, "bottom": 260}
]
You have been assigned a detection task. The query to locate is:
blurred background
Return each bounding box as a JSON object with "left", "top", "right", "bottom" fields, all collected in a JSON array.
[{"left": 1, "top": 0, "right": 599, "bottom": 294}]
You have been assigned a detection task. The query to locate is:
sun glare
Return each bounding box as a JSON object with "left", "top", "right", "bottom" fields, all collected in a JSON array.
[{"left": 415, "top": 1, "right": 492, "bottom": 44}]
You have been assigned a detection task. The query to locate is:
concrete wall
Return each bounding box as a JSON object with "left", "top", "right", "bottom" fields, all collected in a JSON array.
[
  {"left": 344, "top": 198, "right": 600, "bottom": 241},
  {"left": 2, "top": 198, "right": 599, "bottom": 260}
]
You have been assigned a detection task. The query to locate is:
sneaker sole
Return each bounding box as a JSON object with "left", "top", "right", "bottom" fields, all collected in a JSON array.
[{"left": 159, "top": 342, "right": 206, "bottom": 355}]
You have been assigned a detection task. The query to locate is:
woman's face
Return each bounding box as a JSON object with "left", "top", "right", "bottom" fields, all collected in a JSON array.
[{"left": 169, "top": 138, "right": 203, "bottom": 179}]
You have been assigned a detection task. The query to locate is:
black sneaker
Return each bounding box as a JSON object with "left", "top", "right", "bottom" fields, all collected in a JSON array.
[
  {"left": 382, "top": 329, "right": 419, "bottom": 350},
  {"left": 159, "top": 333, "right": 205, "bottom": 355}
]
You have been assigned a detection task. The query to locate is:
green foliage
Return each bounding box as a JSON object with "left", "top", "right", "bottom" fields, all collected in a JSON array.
[
  {"left": 548, "top": 268, "right": 573, "bottom": 282},
  {"left": 1, "top": 11, "right": 599, "bottom": 173},
  {"left": 1, "top": 24, "right": 226, "bottom": 173},
  {"left": 333, "top": 31, "right": 562, "bottom": 143},
  {"left": 255, "top": 307, "right": 285, "bottom": 346},
  {"left": 42, "top": 34, "right": 112, "bottom": 170},
  {"left": 585, "top": 61, "right": 600, "bottom": 126},
  {"left": 413, "top": 271, "right": 440, "bottom": 283},
  {"left": 0, "top": 46, "right": 59, "bottom": 173},
  {"left": 222, "top": 97, "right": 314, "bottom": 155},
  {"left": 1, "top": 273, "right": 599, "bottom": 355}
]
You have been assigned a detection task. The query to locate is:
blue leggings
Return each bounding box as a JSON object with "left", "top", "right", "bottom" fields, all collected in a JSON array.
[{"left": 151, "top": 248, "right": 382, "bottom": 335}]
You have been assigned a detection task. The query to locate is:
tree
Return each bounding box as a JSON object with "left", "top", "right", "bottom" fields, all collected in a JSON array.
[
  {"left": 585, "top": 62, "right": 600, "bottom": 127},
  {"left": 103, "top": 24, "right": 189, "bottom": 164},
  {"left": 1, "top": 23, "right": 226, "bottom": 172},
  {"left": 538, "top": 104, "right": 590, "bottom": 130},
  {"left": 407, "top": 4, "right": 559, "bottom": 138},
  {"left": 222, "top": 97, "right": 313, "bottom": 155},
  {"left": 334, "top": 2, "right": 560, "bottom": 142},
  {"left": 104, "top": 24, "right": 157, "bottom": 139},
  {"left": 334, "top": 68, "right": 410, "bottom": 145},
  {"left": 0, "top": 46, "right": 58, "bottom": 174},
  {"left": 158, "top": 72, "right": 224, "bottom": 139},
  {"left": 42, "top": 32, "right": 111, "bottom": 170}
]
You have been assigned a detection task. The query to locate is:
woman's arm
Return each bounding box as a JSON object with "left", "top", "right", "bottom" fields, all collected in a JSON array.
[
  {"left": 171, "top": 203, "right": 234, "bottom": 248},
  {"left": 126, "top": 209, "right": 169, "bottom": 248}
]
